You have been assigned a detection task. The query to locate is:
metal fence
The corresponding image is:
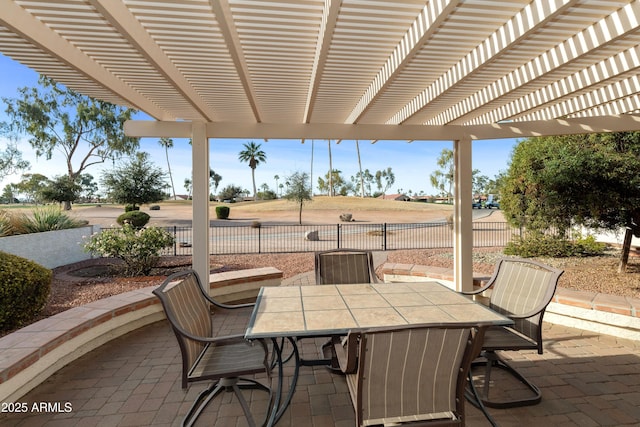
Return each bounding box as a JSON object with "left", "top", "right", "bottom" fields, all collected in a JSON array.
[{"left": 152, "top": 221, "right": 518, "bottom": 256}]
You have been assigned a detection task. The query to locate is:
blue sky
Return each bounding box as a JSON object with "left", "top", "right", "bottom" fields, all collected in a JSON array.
[{"left": 0, "top": 53, "right": 518, "bottom": 197}]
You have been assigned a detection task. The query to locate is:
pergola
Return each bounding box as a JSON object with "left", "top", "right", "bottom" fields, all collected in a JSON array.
[{"left": 3, "top": 0, "right": 640, "bottom": 288}]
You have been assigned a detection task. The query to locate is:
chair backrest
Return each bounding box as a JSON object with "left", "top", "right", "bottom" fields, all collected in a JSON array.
[
  {"left": 350, "top": 325, "right": 478, "bottom": 427},
  {"left": 488, "top": 258, "right": 563, "bottom": 348},
  {"left": 153, "top": 269, "right": 212, "bottom": 387},
  {"left": 315, "top": 249, "right": 377, "bottom": 284}
]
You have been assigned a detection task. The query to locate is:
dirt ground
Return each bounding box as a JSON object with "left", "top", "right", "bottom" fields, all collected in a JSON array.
[{"left": 70, "top": 197, "right": 499, "bottom": 228}]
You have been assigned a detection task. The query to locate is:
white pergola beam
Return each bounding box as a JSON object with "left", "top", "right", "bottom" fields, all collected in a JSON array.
[
  {"left": 90, "top": 0, "right": 217, "bottom": 121},
  {"left": 345, "top": 0, "right": 460, "bottom": 124},
  {"left": 209, "top": 0, "right": 263, "bottom": 122},
  {"left": 434, "top": 0, "right": 640, "bottom": 125},
  {"left": 0, "top": 0, "right": 167, "bottom": 119},
  {"left": 303, "top": 0, "right": 340, "bottom": 124},
  {"left": 124, "top": 114, "right": 640, "bottom": 140},
  {"left": 389, "top": 0, "right": 579, "bottom": 125}
]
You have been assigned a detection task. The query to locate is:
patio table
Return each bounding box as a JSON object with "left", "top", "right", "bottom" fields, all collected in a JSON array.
[{"left": 245, "top": 281, "right": 513, "bottom": 426}]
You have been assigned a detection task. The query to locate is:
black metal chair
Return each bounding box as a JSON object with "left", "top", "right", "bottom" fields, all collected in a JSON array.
[
  {"left": 463, "top": 258, "right": 564, "bottom": 408},
  {"left": 153, "top": 269, "right": 272, "bottom": 427}
]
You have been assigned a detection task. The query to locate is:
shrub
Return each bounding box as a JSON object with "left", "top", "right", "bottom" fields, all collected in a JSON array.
[
  {"left": 10, "top": 206, "right": 85, "bottom": 235},
  {"left": 216, "top": 206, "right": 230, "bottom": 219},
  {"left": 0, "top": 251, "right": 52, "bottom": 332},
  {"left": 117, "top": 211, "right": 150, "bottom": 228},
  {"left": 124, "top": 205, "right": 140, "bottom": 212},
  {"left": 504, "top": 232, "right": 606, "bottom": 258},
  {"left": 251, "top": 221, "right": 262, "bottom": 228},
  {"left": 83, "top": 224, "right": 175, "bottom": 276},
  {"left": 0, "top": 210, "right": 16, "bottom": 237}
]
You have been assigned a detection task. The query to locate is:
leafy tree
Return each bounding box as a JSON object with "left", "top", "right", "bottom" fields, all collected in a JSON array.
[
  {"left": 472, "top": 172, "right": 489, "bottom": 196},
  {"left": 3, "top": 76, "right": 139, "bottom": 209},
  {"left": 284, "top": 171, "right": 312, "bottom": 224},
  {"left": 375, "top": 167, "right": 395, "bottom": 196},
  {"left": 218, "top": 184, "right": 244, "bottom": 201},
  {"left": 430, "top": 148, "right": 454, "bottom": 202},
  {"left": 15, "top": 173, "right": 49, "bottom": 204},
  {"left": 77, "top": 173, "right": 99, "bottom": 202},
  {"left": 158, "top": 138, "right": 176, "bottom": 200},
  {"left": 238, "top": 141, "right": 266, "bottom": 199},
  {"left": 40, "top": 175, "right": 82, "bottom": 207},
  {"left": 1, "top": 184, "right": 19, "bottom": 204},
  {"left": 0, "top": 136, "right": 29, "bottom": 180},
  {"left": 351, "top": 169, "right": 374, "bottom": 197},
  {"left": 101, "top": 152, "right": 168, "bottom": 210},
  {"left": 318, "top": 169, "right": 346, "bottom": 196},
  {"left": 501, "top": 132, "right": 640, "bottom": 271}
]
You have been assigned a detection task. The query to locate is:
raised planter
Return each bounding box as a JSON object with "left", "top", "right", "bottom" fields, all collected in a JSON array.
[
  {"left": 0, "top": 226, "right": 99, "bottom": 269},
  {"left": 0, "top": 267, "right": 282, "bottom": 403}
]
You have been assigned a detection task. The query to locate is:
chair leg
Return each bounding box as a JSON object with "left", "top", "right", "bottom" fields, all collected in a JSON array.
[
  {"left": 471, "top": 351, "right": 542, "bottom": 409},
  {"left": 183, "top": 377, "right": 272, "bottom": 427},
  {"left": 182, "top": 381, "right": 224, "bottom": 427}
]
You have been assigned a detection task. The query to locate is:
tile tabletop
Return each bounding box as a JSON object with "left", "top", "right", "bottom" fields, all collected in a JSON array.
[{"left": 245, "top": 282, "right": 512, "bottom": 339}]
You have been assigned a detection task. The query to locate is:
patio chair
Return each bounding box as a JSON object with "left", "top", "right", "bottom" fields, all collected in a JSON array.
[
  {"left": 314, "top": 248, "right": 379, "bottom": 284},
  {"left": 308, "top": 249, "right": 378, "bottom": 368},
  {"left": 462, "top": 258, "right": 563, "bottom": 408},
  {"left": 334, "top": 324, "right": 482, "bottom": 426},
  {"left": 153, "top": 269, "right": 272, "bottom": 427}
]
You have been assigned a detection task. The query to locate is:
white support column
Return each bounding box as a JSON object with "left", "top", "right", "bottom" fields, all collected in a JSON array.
[
  {"left": 191, "top": 122, "right": 210, "bottom": 286},
  {"left": 453, "top": 138, "right": 474, "bottom": 292}
]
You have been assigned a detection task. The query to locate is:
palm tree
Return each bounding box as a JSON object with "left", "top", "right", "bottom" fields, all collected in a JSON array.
[
  {"left": 158, "top": 137, "right": 176, "bottom": 200},
  {"left": 238, "top": 141, "right": 267, "bottom": 199},
  {"left": 274, "top": 174, "right": 280, "bottom": 197},
  {"left": 209, "top": 169, "right": 222, "bottom": 195}
]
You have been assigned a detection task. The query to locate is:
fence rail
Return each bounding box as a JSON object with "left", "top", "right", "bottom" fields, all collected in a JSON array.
[{"left": 144, "top": 221, "right": 519, "bottom": 256}]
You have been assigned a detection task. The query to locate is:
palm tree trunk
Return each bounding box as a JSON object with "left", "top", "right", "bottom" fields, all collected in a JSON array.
[
  {"left": 251, "top": 167, "right": 257, "bottom": 199},
  {"left": 165, "top": 147, "right": 176, "bottom": 200},
  {"left": 310, "top": 139, "right": 314, "bottom": 197},
  {"left": 328, "top": 139, "right": 333, "bottom": 197},
  {"left": 356, "top": 140, "right": 364, "bottom": 198}
]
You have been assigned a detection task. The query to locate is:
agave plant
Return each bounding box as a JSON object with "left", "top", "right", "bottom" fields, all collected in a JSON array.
[{"left": 16, "top": 206, "right": 86, "bottom": 234}]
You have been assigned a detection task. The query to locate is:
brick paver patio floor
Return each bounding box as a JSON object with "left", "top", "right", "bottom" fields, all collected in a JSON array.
[{"left": 2, "top": 309, "right": 639, "bottom": 427}]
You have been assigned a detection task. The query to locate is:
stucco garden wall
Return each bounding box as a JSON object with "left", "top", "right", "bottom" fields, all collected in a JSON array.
[{"left": 0, "top": 225, "right": 98, "bottom": 268}]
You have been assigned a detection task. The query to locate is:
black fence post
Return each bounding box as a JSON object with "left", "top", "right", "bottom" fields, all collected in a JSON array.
[
  {"left": 173, "top": 226, "right": 177, "bottom": 256},
  {"left": 337, "top": 224, "right": 341, "bottom": 249},
  {"left": 383, "top": 223, "right": 387, "bottom": 251},
  {"left": 258, "top": 226, "right": 262, "bottom": 253}
]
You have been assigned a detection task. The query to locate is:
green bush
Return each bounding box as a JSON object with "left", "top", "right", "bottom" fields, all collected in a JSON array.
[
  {"left": 124, "top": 205, "right": 140, "bottom": 212},
  {"left": 83, "top": 224, "right": 175, "bottom": 276},
  {"left": 0, "top": 251, "right": 52, "bottom": 332},
  {"left": 504, "top": 232, "right": 606, "bottom": 258},
  {"left": 216, "top": 206, "right": 230, "bottom": 219},
  {"left": 117, "top": 211, "right": 150, "bottom": 228}
]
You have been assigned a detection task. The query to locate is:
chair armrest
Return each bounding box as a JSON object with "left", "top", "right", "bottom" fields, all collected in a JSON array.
[
  {"left": 202, "top": 292, "right": 255, "bottom": 311},
  {"left": 333, "top": 333, "right": 360, "bottom": 374}
]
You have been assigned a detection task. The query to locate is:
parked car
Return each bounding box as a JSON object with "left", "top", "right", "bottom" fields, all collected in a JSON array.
[
  {"left": 485, "top": 200, "right": 500, "bottom": 209},
  {"left": 472, "top": 200, "right": 482, "bottom": 209}
]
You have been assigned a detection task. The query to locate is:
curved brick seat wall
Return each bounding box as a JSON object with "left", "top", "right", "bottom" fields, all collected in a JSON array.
[
  {"left": 380, "top": 263, "right": 640, "bottom": 341},
  {"left": 0, "top": 267, "right": 282, "bottom": 403}
]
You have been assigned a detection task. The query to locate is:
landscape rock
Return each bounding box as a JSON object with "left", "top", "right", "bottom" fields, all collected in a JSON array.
[{"left": 305, "top": 230, "right": 319, "bottom": 241}]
